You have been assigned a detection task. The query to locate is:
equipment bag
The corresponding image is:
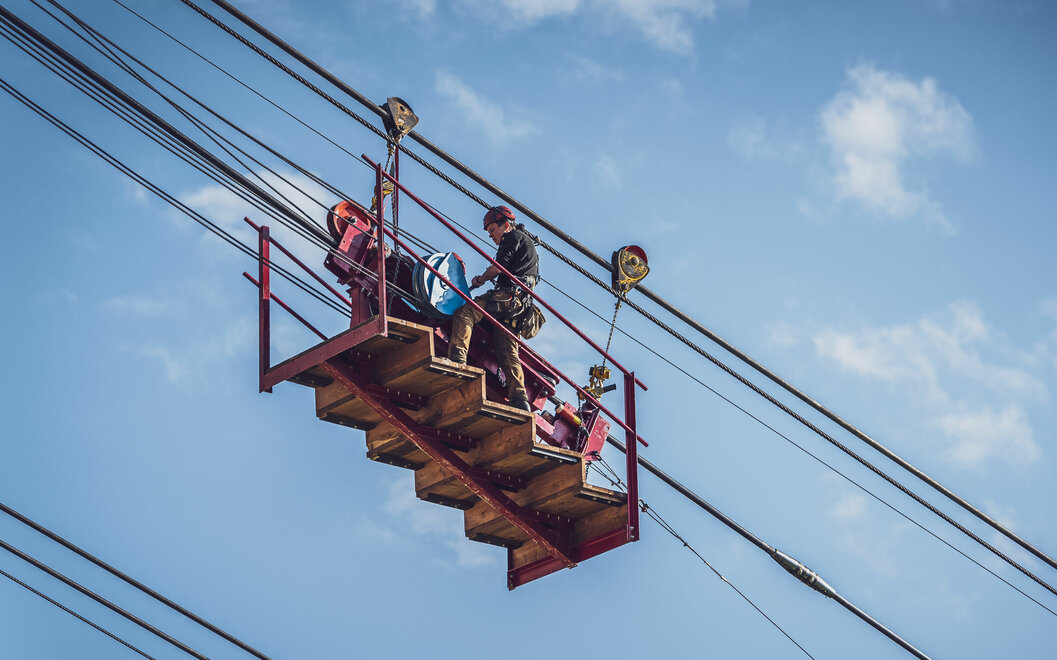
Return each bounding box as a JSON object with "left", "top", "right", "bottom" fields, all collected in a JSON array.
[
  {"left": 517, "top": 302, "right": 546, "bottom": 339},
  {"left": 483, "top": 288, "right": 525, "bottom": 320}
]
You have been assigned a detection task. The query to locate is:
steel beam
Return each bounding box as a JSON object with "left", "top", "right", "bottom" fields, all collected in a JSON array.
[{"left": 319, "top": 357, "right": 575, "bottom": 568}]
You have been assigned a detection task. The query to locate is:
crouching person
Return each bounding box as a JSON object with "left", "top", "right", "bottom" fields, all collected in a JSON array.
[{"left": 448, "top": 205, "right": 539, "bottom": 411}]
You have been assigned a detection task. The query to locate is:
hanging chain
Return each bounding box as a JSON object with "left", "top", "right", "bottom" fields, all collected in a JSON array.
[
  {"left": 600, "top": 298, "right": 622, "bottom": 372},
  {"left": 385, "top": 140, "right": 402, "bottom": 289}
]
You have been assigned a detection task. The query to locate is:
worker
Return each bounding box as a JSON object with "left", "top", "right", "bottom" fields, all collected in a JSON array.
[{"left": 447, "top": 205, "right": 538, "bottom": 411}]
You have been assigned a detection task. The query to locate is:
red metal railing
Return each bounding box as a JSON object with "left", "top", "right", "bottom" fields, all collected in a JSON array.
[
  {"left": 245, "top": 155, "right": 646, "bottom": 546},
  {"left": 363, "top": 157, "right": 643, "bottom": 543}
]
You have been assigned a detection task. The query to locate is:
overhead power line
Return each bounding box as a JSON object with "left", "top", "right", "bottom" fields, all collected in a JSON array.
[
  {"left": 184, "top": 0, "right": 1057, "bottom": 592},
  {"left": 0, "top": 3, "right": 418, "bottom": 314},
  {"left": 596, "top": 436, "right": 932, "bottom": 660},
  {"left": 0, "top": 4, "right": 332, "bottom": 248},
  {"left": 0, "top": 566, "right": 156, "bottom": 659},
  {"left": 0, "top": 500, "right": 273, "bottom": 659},
  {"left": 587, "top": 459, "right": 817, "bottom": 659},
  {"left": 0, "top": 537, "right": 207, "bottom": 659},
  {"left": 542, "top": 281, "right": 1057, "bottom": 618}
]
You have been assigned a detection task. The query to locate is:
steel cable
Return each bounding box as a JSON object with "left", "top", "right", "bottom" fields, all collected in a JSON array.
[
  {"left": 0, "top": 538, "right": 208, "bottom": 659},
  {"left": 185, "top": 0, "right": 1057, "bottom": 579},
  {"left": 587, "top": 459, "right": 817, "bottom": 659},
  {"left": 0, "top": 566, "right": 157, "bottom": 659},
  {"left": 543, "top": 281, "right": 1057, "bottom": 617}
]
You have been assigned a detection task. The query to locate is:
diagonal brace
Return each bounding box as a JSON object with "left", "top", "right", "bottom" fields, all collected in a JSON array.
[{"left": 320, "top": 358, "right": 575, "bottom": 568}]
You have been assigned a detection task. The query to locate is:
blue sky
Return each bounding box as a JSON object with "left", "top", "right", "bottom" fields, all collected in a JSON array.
[{"left": 1, "top": 0, "right": 1055, "bottom": 658}]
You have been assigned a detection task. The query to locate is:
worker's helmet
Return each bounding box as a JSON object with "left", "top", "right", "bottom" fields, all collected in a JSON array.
[{"left": 483, "top": 205, "right": 515, "bottom": 229}]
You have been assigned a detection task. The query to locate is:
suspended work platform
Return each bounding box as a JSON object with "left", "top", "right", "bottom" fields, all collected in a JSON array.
[
  {"left": 246, "top": 155, "right": 645, "bottom": 589},
  {"left": 264, "top": 315, "right": 630, "bottom": 588}
]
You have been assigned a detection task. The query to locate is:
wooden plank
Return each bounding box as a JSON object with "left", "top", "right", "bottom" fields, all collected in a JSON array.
[
  {"left": 353, "top": 317, "right": 432, "bottom": 357},
  {"left": 508, "top": 539, "right": 549, "bottom": 569},
  {"left": 468, "top": 424, "right": 581, "bottom": 478},
  {"left": 383, "top": 358, "right": 483, "bottom": 398},
  {"left": 315, "top": 381, "right": 358, "bottom": 416},
  {"left": 415, "top": 462, "right": 477, "bottom": 507},
  {"left": 320, "top": 357, "right": 577, "bottom": 567},
  {"left": 365, "top": 421, "right": 431, "bottom": 465},
  {"left": 463, "top": 462, "right": 584, "bottom": 541},
  {"left": 507, "top": 505, "right": 629, "bottom": 573},
  {"left": 464, "top": 501, "right": 530, "bottom": 546},
  {"left": 568, "top": 503, "right": 627, "bottom": 546},
  {"left": 326, "top": 399, "right": 381, "bottom": 426}
]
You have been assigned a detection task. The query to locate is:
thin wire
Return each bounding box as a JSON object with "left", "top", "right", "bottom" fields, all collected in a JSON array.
[
  {"left": 0, "top": 537, "right": 206, "bottom": 659},
  {"left": 178, "top": 0, "right": 1057, "bottom": 583},
  {"left": 545, "top": 280, "right": 1057, "bottom": 618},
  {"left": 0, "top": 566, "right": 157, "bottom": 659},
  {"left": 22, "top": 0, "right": 1054, "bottom": 619},
  {"left": 18, "top": 0, "right": 1057, "bottom": 601},
  {"left": 36, "top": 0, "right": 433, "bottom": 309},
  {"left": 176, "top": 0, "right": 492, "bottom": 211},
  {"left": 532, "top": 236, "right": 1057, "bottom": 599},
  {"left": 38, "top": 0, "right": 329, "bottom": 226},
  {"left": 111, "top": 0, "right": 370, "bottom": 171},
  {"left": 0, "top": 19, "right": 413, "bottom": 314},
  {"left": 1, "top": 6, "right": 333, "bottom": 250},
  {"left": 0, "top": 74, "right": 355, "bottom": 318},
  {"left": 589, "top": 459, "right": 815, "bottom": 659},
  {"left": 0, "top": 13, "right": 323, "bottom": 251},
  {"left": 124, "top": 0, "right": 490, "bottom": 255}
]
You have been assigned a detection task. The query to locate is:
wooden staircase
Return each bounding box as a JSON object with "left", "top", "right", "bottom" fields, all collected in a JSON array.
[{"left": 279, "top": 317, "right": 631, "bottom": 589}]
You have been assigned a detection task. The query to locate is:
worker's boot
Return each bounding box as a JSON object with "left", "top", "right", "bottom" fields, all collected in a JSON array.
[
  {"left": 448, "top": 346, "right": 467, "bottom": 365},
  {"left": 508, "top": 393, "right": 531, "bottom": 412}
]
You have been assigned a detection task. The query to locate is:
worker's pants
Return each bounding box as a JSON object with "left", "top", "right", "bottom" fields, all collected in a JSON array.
[{"left": 448, "top": 294, "right": 527, "bottom": 401}]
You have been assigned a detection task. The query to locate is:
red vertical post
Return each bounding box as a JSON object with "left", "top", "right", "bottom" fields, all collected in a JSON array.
[
  {"left": 624, "top": 371, "right": 639, "bottom": 541},
  {"left": 374, "top": 163, "right": 388, "bottom": 326},
  {"left": 258, "top": 225, "right": 272, "bottom": 393}
]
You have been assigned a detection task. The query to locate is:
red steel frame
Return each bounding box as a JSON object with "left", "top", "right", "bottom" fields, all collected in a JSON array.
[{"left": 244, "top": 155, "right": 645, "bottom": 587}]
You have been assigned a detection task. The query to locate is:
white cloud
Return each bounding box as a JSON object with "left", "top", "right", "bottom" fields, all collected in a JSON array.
[
  {"left": 728, "top": 118, "right": 806, "bottom": 162},
  {"left": 563, "top": 53, "right": 625, "bottom": 84},
  {"left": 434, "top": 71, "right": 540, "bottom": 146},
  {"left": 765, "top": 322, "right": 799, "bottom": 349},
  {"left": 494, "top": 0, "right": 581, "bottom": 22},
  {"left": 181, "top": 169, "right": 333, "bottom": 268},
  {"left": 395, "top": 0, "right": 437, "bottom": 18},
  {"left": 821, "top": 476, "right": 904, "bottom": 577},
  {"left": 811, "top": 302, "right": 1046, "bottom": 469},
  {"left": 814, "top": 301, "right": 1044, "bottom": 404},
  {"left": 981, "top": 498, "right": 1019, "bottom": 532},
  {"left": 936, "top": 406, "right": 1039, "bottom": 468},
  {"left": 592, "top": 153, "right": 623, "bottom": 187},
  {"left": 829, "top": 491, "right": 868, "bottom": 521},
  {"left": 41, "top": 289, "right": 79, "bottom": 305},
  {"left": 460, "top": 0, "right": 740, "bottom": 55},
  {"left": 136, "top": 316, "right": 255, "bottom": 384},
  {"left": 1038, "top": 299, "right": 1057, "bottom": 371},
  {"left": 103, "top": 294, "right": 179, "bottom": 318},
  {"left": 382, "top": 476, "right": 498, "bottom": 568},
  {"left": 819, "top": 63, "right": 976, "bottom": 233},
  {"left": 602, "top": 0, "right": 724, "bottom": 55}
]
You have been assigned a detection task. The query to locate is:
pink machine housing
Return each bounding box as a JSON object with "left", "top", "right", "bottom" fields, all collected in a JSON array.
[{"left": 322, "top": 199, "right": 610, "bottom": 458}]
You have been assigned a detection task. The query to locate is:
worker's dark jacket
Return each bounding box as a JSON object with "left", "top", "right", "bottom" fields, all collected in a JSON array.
[{"left": 494, "top": 226, "right": 538, "bottom": 290}]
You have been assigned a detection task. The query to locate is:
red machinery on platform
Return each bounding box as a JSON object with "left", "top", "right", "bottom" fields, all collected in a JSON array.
[{"left": 243, "top": 153, "right": 647, "bottom": 588}]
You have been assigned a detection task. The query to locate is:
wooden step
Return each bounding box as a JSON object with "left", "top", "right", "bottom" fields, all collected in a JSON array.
[
  {"left": 463, "top": 461, "right": 626, "bottom": 546},
  {"left": 507, "top": 504, "right": 628, "bottom": 568},
  {"left": 289, "top": 313, "right": 633, "bottom": 586}
]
